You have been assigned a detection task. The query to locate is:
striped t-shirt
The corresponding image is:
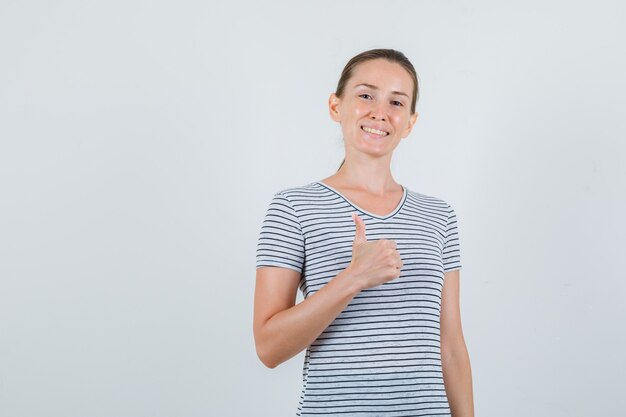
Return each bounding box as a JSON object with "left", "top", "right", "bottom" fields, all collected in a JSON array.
[{"left": 255, "top": 181, "right": 462, "bottom": 417}]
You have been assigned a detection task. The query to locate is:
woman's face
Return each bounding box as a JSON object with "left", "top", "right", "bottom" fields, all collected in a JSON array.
[{"left": 329, "top": 59, "right": 418, "bottom": 159}]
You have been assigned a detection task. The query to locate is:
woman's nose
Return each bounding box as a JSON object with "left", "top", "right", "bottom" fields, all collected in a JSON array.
[{"left": 369, "top": 103, "right": 386, "bottom": 121}]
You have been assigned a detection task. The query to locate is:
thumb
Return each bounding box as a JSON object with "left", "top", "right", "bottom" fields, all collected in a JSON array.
[{"left": 351, "top": 213, "right": 367, "bottom": 246}]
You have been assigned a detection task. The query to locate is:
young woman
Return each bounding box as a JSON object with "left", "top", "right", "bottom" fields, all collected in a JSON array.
[{"left": 254, "top": 49, "right": 474, "bottom": 417}]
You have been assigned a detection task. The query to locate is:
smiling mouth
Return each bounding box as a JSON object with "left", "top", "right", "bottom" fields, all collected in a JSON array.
[{"left": 361, "top": 126, "right": 389, "bottom": 136}]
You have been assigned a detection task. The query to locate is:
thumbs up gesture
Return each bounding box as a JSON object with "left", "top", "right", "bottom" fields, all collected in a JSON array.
[{"left": 347, "top": 213, "right": 404, "bottom": 290}]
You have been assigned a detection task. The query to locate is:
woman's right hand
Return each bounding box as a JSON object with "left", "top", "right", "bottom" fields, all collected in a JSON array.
[{"left": 346, "top": 213, "right": 403, "bottom": 290}]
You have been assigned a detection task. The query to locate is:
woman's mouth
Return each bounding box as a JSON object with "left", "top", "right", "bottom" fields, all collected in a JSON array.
[{"left": 361, "top": 126, "right": 389, "bottom": 137}]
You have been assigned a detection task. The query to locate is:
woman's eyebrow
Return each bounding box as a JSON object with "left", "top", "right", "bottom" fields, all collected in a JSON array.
[{"left": 354, "top": 83, "right": 409, "bottom": 98}]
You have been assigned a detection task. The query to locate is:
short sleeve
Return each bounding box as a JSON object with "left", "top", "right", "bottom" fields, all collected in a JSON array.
[
  {"left": 443, "top": 203, "right": 462, "bottom": 272},
  {"left": 255, "top": 192, "right": 305, "bottom": 274}
]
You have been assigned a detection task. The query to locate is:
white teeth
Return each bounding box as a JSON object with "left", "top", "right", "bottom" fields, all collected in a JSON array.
[{"left": 362, "top": 126, "right": 388, "bottom": 136}]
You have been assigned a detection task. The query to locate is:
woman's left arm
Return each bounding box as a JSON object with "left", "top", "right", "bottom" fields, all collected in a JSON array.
[{"left": 440, "top": 269, "right": 475, "bottom": 417}]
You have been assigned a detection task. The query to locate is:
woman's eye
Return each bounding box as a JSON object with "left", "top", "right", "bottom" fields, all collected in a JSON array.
[
  {"left": 359, "top": 94, "right": 372, "bottom": 99},
  {"left": 392, "top": 100, "right": 404, "bottom": 107}
]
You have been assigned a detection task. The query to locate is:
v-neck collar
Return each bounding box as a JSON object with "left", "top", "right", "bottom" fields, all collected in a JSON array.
[{"left": 316, "top": 181, "right": 407, "bottom": 220}]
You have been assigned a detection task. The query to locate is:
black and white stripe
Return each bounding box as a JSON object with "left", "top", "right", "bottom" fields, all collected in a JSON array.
[{"left": 256, "top": 181, "right": 462, "bottom": 416}]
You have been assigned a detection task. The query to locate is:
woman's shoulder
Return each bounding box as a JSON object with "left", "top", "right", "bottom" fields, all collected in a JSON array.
[
  {"left": 403, "top": 185, "right": 457, "bottom": 213},
  {"left": 266, "top": 181, "right": 325, "bottom": 206},
  {"left": 272, "top": 181, "right": 318, "bottom": 195}
]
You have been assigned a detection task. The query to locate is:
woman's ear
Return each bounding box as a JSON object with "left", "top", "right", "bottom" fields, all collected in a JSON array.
[
  {"left": 328, "top": 93, "right": 341, "bottom": 122},
  {"left": 401, "top": 111, "right": 419, "bottom": 138}
]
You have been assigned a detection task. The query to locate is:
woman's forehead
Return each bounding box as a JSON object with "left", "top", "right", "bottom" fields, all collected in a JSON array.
[{"left": 348, "top": 59, "right": 414, "bottom": 92}]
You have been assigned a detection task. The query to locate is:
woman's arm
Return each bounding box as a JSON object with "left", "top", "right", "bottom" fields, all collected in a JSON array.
[
  {"left": 253, "top": 266, "right": 362, "bottom": 368},
  {"left": 440, "top": 269, "right": 475, "bottom": 417}
]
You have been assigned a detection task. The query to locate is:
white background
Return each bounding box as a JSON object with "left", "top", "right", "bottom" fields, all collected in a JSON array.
[{"left": 1, "top": 1, "right": 625, "bottom": 416}]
